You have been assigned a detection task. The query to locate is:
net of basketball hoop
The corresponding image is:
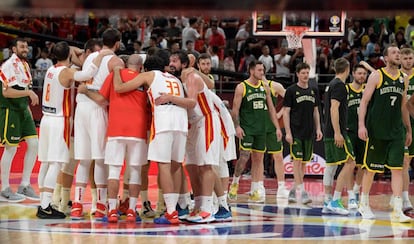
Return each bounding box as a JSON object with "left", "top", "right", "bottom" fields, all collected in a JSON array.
[{"left": 284, "top": 26, "right": 309, "bottom": 49}]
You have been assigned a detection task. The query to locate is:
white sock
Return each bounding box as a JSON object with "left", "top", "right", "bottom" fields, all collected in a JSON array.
[
  {"left": 141, "top": 190, "right": 148, "bottom": 202},
  {"left": 21, "top": 138, "right": 38, "bottom": 186},
  {"left": 232, "top": 176, "right": 240, "bottom": 184},
  {"left": 353, "top": 183, "right": 360, "bottom": 193},
  {"left": 130, "top": 197, "right": 138, "bottom": 211},
  {"left": 108, "top": 198, "right": 117, "bottom": 211},
  {"left": 360, "top": 193, "right": 369, "bottom": 206},
  {"left": 164, "top": 193, "right": 179, "bottom": 214},
  {"left": 324, "top": 194, "right": 332, "bottom": 202},
  {"left": 200, "top": 196, "right": 213, "bottom": 213},
  {"left": 0, "top": 146, "right": 17, "bottom": 190},
  {"left": 178, "top": 193, "right": 188, "bottom": 209},
  {"left": 278, "top": 181, "right": 285, "bottom": 188},
  {"left": 298, "top": 184, "right": 304, "bottom": 192},
  {"left": 52, "top": 183, "right": 62, "bottom": 206},
  {"left": 91, "top": 188, "right": 97, "bottom": 209},
  {"left": 333, "top": 191, "right": 341, "bottom": 201},
  {"left": 218, "top": 195, "right": 229, "bottom": 210},
  {"left": 402, "top": 191, "right": 409, "bottom": 202},
  {"left": 251, "top": 182, "right": 259, "bottom": 191},
  {"left": 74, "top": 186, "right": 85, "bottom": 203},
  {"left": 97, "top": 187, "right": 107, "bottom": 204},
  {"left": 41, "top": 192, "right": 52, "bottom": 209},
  {"left": 60, "top": 187, "right": 71, "bottom": 212},
  {"left": 347, "top": 190, "right": 356, "bottom": 200}
]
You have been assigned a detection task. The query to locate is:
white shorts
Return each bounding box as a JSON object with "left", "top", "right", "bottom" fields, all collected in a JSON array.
[
  {"left": 186, "top": 114, "right": 220, "bottom": 166},
  {"left": 222, "top": 135, "right": 237, "bottom": 162},
  {"left": 74, "top": 101, "right": 108, "bottom": 160},
  {"left": 148, "top": 131, "right": 187, "bottom": 163},
  {"left": 104, "top": 138, "right": 148, "bottom": 166},
  {"left": 38, "top": 116, "right": 71, "bottom": 163}
]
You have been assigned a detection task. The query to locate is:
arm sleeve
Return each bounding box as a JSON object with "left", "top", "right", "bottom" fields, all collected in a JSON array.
[{"left": 73, "top": 63, "right": 98, "bottom": 81}]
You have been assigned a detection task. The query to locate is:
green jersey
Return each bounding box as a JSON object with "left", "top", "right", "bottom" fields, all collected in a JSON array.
[
  {"left": 265, "top": 80, "right": 278, "bottom": 133},
  {"left": 239, "top": 80, "right": 268, "bottom": 135},
  {"left": 405, "top": 68, "right": 414, "bottom": 126},
  {"left": 366, "top": 68, "right": 406, "bottom": 140},
  {"left": 346, "top": 83, "right": 364, "bottom": 133}
]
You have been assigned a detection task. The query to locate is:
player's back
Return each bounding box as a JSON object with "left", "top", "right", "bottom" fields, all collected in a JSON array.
[
  {"left": 42, "top": 65, "right": 73, "bottom": 117},
  {"left": 148, "top": 70, "right": 187, "bottom": 133},
  {"left": 76, "top": 51, "right": 114, "bottom": 103}
]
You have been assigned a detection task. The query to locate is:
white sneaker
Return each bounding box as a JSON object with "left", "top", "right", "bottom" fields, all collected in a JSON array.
[
  {"left": 358, "top": 204, "right": 375, "bottom": 219},
  {"left": 322, "top": 201, "right": 332, "bottom": 214},
  {"left": 348, "top": 198, "right": 358, "bottom": 210},
  {"left": 327, "top": 199, "right": 349, "bottom": 215},
  {"left": 402, "top": 200, "right": 414, "bottom": 212},
  {"left": 288, "top": 189, "right": 296, "bottom": 203},
  {"left": 301, "top": 191, "right": 312, "bottom": 204},
  {"left": 391, "top": 210, "right": 412, "bottom": 223},
  {"left": 276, "top": 186, "right": 289, "bottom": 198}
]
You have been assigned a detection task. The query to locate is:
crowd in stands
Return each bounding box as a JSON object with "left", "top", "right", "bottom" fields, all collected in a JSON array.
[{"left": 1, "top": 13, "right": 414, "bottom": 88}]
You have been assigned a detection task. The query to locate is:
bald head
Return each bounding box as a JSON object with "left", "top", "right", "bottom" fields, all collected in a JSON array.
[{"left": 127, "top": 54, "right": 143, "bottom": 71}]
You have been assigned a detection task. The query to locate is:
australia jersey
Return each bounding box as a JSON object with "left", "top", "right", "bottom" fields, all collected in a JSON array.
[
  {"left": 239, "top": 80, "right": 267, "bottom": 135},
  {"left": 346, "top": 83, "right": 364, "bottom": 134},
  {"left": 366, "top": 68, "right": 405, "bottom": 140}
]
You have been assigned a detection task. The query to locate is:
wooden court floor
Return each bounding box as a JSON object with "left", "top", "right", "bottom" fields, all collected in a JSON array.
[{"left": 0, "top": 173, "right": 413, "bottom": 244}]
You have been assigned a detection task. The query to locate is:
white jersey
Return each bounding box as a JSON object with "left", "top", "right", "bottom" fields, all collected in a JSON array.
[
  {"left": 148, "top": 70, "right": 188, "bottom": 134},
  {"left": 0, "top": 53, "right": 31, "bottom": 88},
  {"left": 76, "top": 51, "right": 114, "bottom": 103},
  {"left": 209, "top": 90, "right": 235, "bottom": 136},
  {"left": 184, "top": 82, "right": 216, "bottom": 125},
  {"left": 42, "top": 65, "right": 74, "bottom": 117}
]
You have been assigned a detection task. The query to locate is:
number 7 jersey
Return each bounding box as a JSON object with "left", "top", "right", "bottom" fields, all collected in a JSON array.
[{"left": 147, "top": 70, "right": 188, "bottom": 134}]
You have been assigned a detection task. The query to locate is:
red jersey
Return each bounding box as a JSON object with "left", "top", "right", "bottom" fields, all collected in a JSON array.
[{"left": 100, "top": 69, "right": 150, "bottom": 139}]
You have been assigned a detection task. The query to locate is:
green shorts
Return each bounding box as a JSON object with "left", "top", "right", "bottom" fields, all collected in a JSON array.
[
  {"left": 0, "top": 108, "right": 37, "bottom": 146},
  {"left": 363, "top": 137, "right": 404, "bottom": 173},
  {"left": 239, "top": 134, "right": 266, "bottom": 152},
  {"left": 405, "top": 129, "right": 414, "bottom": 157},
  {"left": 348, "top": 131, "right": 366, "bottom": 166},
  {"left": 266, "top": 131, "right": 282, "bottom": 154},
  {"left": 324, "top": 136, "right": 355, "bottom": 165},
  {"left": 290, "top": 138, "right": 313, "bottom": 162}
]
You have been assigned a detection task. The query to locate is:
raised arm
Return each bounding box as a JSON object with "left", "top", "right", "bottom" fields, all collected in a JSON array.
[{"left": 113, "top": 66, "right": 151, "bottom": 93}]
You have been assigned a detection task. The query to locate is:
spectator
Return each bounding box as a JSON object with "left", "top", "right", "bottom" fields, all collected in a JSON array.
[
  {"left": 182, "top": 17, "right": 201, "bottom": 51},
  {"left": 165, "top": 18, "right": 182, "bottom": 47},
  {"left": 208, "top": 24, "right": 226, "bottom": 60},
  {"left": 274, "top": 44, "right": 292, "bottom": 86},
  {"left": 34, "top": 47, "right": 53, "bottom": 87},
  {"left": 185, "top": 40, "right": 200, "bottom": 59},
  {"left": 258, "top": 45, "right": 274, "bottom": 73},
  {"left": 404, "top": 17, "right": 414, "bottom": 46}
]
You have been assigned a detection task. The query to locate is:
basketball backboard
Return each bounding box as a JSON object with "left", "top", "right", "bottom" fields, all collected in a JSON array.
[{"left": 252, "top": 11, "right": 346, "bottom": 38}]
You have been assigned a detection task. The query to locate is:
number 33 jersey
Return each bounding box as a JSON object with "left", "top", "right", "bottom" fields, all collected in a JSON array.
[{"left": 147, "top": 70, "right": 188, "bottom": 134}]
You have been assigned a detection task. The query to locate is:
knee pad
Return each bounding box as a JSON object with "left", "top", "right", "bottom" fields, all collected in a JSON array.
[
  {"left": 128, "top": 166, "right": 142, "bottom": 185},
  {"left": 75, "top": 160, "right": 91, "bottom": 184},
  {"left": 61, "top": 158, "right": 78, "bottom": 176},
  {"left": 108, "top": 165, "right": 122, "bottom": 180},
  {"left": 323, "top": 165, "right": 338, "bottom": 186}
]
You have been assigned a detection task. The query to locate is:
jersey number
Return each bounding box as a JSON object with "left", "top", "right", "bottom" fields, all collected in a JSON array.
[
  {"left": 45, "top": 83, "right": 51, "bottom": 102},
  {"left": 166, "top": 80, "right": 181, "bottom": 96},
  {"left": 390, "top": 96, "right": 397, "bottom": 106},
  {"left": 253, "top": 100, "right": 264, "bottom": 109}
]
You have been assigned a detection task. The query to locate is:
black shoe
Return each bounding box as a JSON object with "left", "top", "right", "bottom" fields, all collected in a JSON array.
[{"left": 36, "top": 204, "right": 66, "bottom": 219}]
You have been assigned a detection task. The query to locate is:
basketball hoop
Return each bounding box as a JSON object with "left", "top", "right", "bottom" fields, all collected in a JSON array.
[{"left": 284, "top": 26, "right": 309, "bottom": 49}]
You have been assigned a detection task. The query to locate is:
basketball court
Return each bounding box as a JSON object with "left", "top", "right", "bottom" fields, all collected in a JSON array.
[
  {"left": 1, "top": 3, "right": 414, "bottom": 243},
  {"left": 1, "top": 173, "right": 413, "bottom": 243}
]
